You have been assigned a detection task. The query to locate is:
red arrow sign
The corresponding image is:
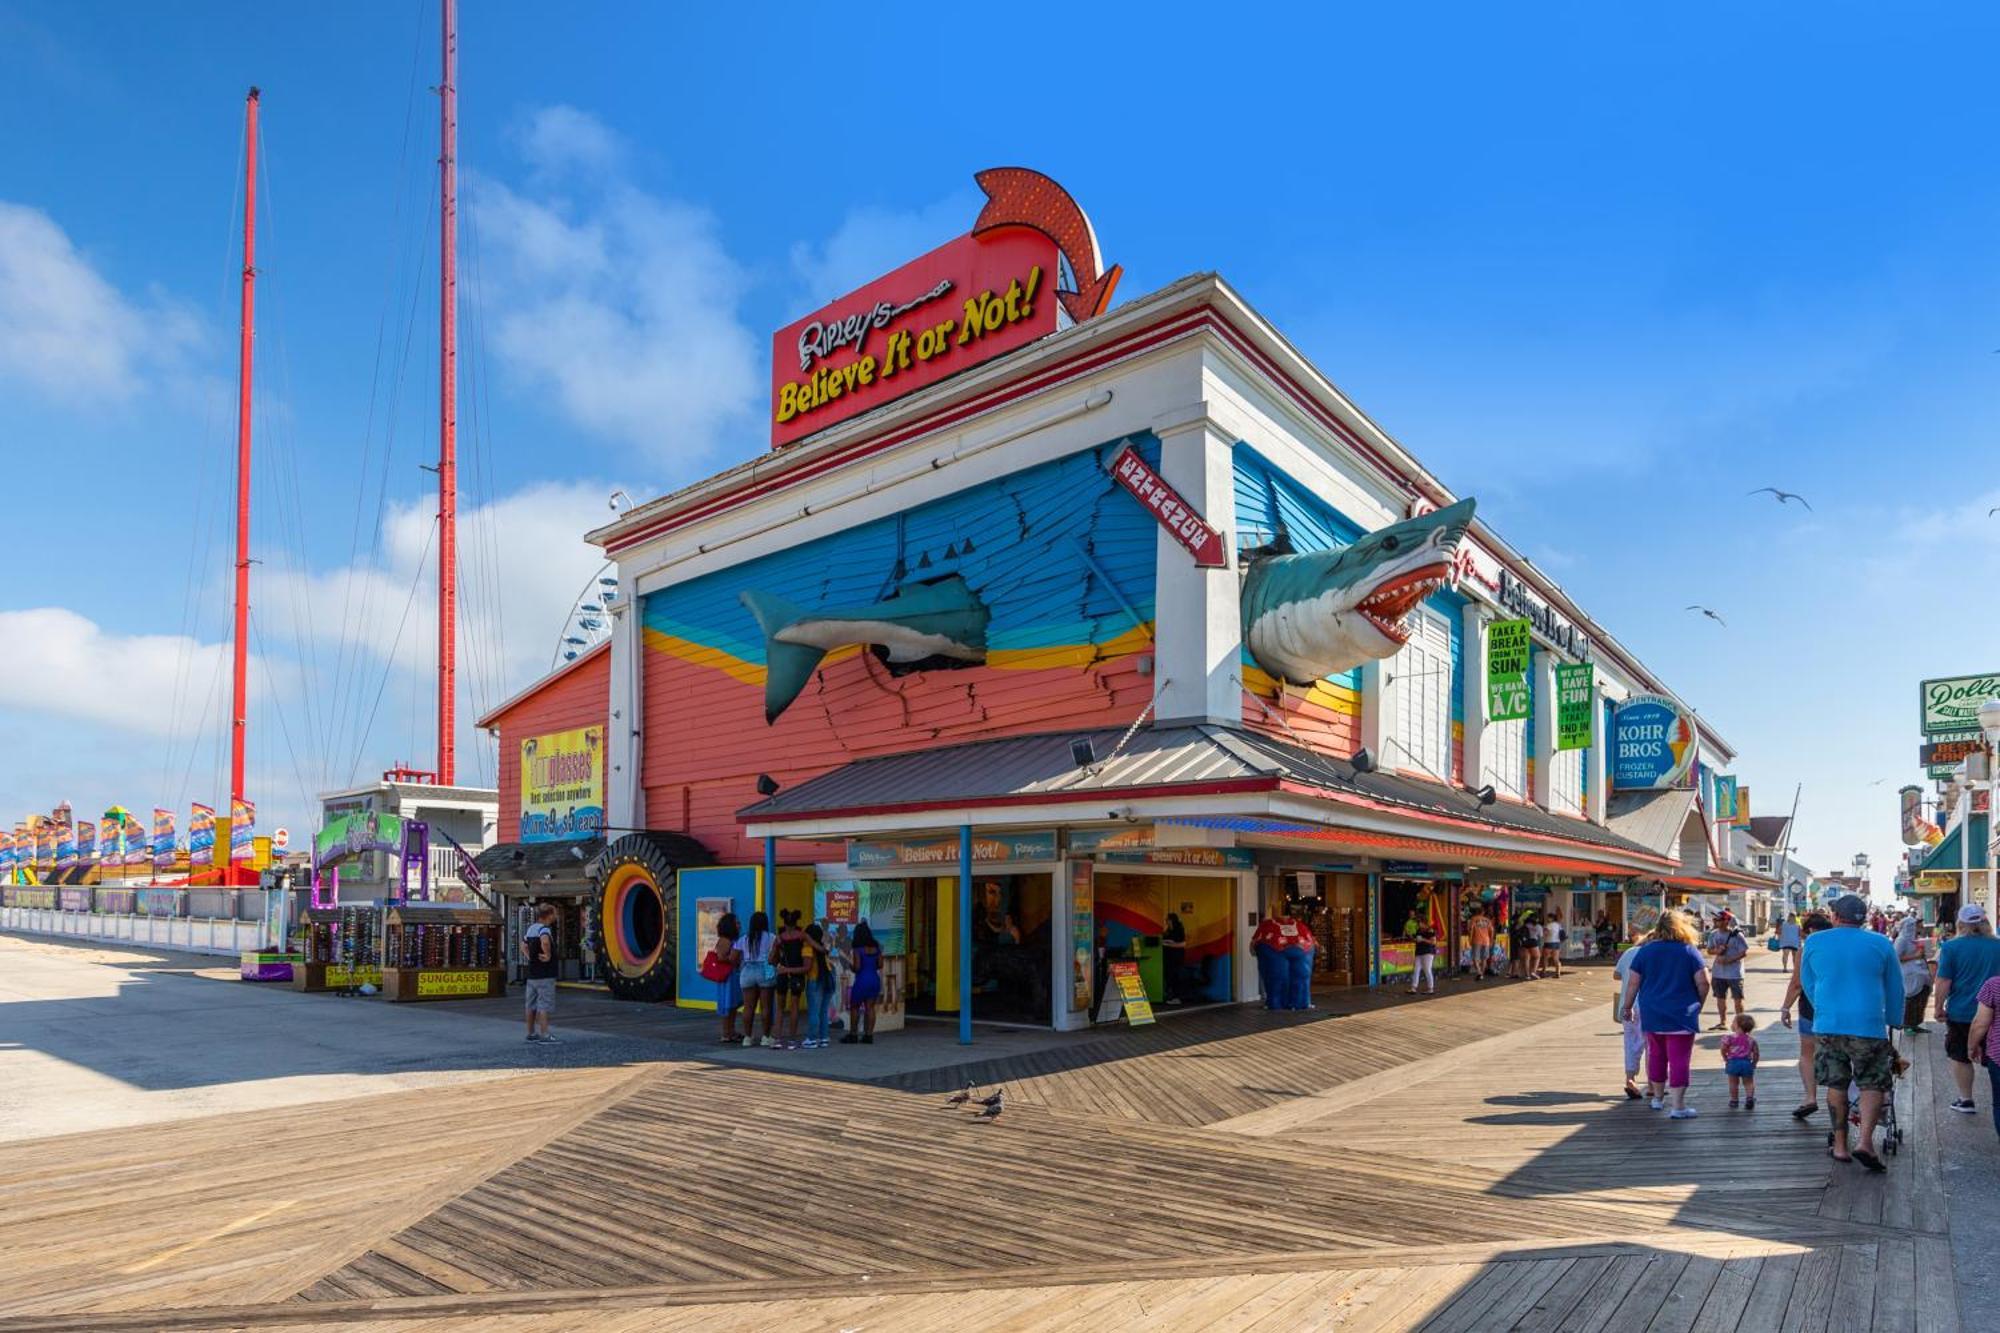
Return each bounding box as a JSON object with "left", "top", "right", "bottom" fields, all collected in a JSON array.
[
  {"left": 973, "top": 167, "right": 1122, "bottom": 323},
  {"left": 1107, "top": 445, "right": 1225, "bottom": 567}
]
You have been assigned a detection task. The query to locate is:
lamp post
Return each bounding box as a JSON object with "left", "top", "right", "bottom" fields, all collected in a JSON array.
[{"left": 1977, "top": 698, "right": 2000, "bottom": 914}]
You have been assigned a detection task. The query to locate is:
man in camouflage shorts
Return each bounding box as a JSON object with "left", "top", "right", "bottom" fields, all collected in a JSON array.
[
  {"left": 1799, "top": 895, "right": 1903, "bottom": 1172},
  {"left": 1814, "top": 1033, "right": 1897, "bottom": 1094}
]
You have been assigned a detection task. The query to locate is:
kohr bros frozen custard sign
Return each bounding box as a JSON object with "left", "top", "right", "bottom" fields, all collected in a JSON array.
[
  {"left": 1611, "top": 694, "right": 1697, "bottom": 791},
  {"left": 768, "top": 168, "right": 1121, "bottom": 448}
]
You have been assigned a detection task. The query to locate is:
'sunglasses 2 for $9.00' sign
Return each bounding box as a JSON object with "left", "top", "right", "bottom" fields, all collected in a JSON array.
[{"left": 770, "top": 228, "right": 1059, "bottom": 448}]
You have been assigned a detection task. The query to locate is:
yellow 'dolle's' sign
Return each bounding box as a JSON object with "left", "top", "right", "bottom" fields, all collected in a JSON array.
[{"left": 415, "top": 970, "right": 493, "bottom": 997}]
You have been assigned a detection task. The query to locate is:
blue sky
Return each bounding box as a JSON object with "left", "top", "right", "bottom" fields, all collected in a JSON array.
[{"left": 3, "top": 2, "right": 1998, "bottom": 883}]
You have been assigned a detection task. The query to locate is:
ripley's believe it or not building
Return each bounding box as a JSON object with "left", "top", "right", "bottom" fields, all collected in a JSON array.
[{"left": 474, "top": 169, "right": 1778, "bottom": 1033}]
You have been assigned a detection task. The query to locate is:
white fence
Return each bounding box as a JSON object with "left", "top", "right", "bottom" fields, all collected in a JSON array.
[{"left": 0, "top": 906, "right": 273, "bottom": 956}]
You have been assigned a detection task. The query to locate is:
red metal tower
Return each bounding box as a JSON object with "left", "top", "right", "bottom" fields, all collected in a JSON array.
[
  {"left": 435, "top": 0, "right": 459, "bottom": 786},
  {"left": 229, "top": 87, "right": 259, "bottom": 816}
]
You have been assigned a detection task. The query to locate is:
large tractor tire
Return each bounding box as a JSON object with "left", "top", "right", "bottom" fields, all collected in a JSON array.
[{"left": 591, "top": 834, "right": 679, "bottom": 1002}]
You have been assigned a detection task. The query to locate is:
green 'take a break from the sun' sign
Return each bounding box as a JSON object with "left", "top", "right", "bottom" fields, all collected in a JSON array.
[{"left": 1487, "top": 618, "right": 1531, "bottom": 722}]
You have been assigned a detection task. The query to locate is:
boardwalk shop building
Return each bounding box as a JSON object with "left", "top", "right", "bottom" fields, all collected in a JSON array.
[{"left": 481, "top": 174, "right": 1772, "bottom": 1031}]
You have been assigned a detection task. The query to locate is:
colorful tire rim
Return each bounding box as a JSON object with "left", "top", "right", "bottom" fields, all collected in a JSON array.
[
  {"left": 601, "top": 859, "right": 666, "bottom": 978},
  {"left": 592, "top": 834, "right": 679, "bottom": 1001}
]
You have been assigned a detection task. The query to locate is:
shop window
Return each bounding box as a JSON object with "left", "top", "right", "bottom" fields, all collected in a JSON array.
[
  {"left": 1387, "top": 608, "right": 1452, "bottom": 781},
  {"left": 1548, "top": 744, "right": 1584, "bottom": 816}
]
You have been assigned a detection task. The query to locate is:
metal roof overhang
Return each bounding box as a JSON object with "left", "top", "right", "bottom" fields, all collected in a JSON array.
[{"left": 745, "top": 780, "right": 1678, "bottom": 881}]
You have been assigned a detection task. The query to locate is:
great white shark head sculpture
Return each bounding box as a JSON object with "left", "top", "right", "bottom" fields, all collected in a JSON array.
[{"left": 1241, "top": 498, "right": 1477, "bottom": 686}]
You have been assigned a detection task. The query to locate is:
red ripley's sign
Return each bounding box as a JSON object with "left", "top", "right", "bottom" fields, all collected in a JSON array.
[
  {"left": 769, "top": 168, "right": 1120, "bottom": 449},
  {"left": 1106, "top": 444, "right": 1226, "bottom": 567},
  {"left": 770, "top": 229, "right": 1057, "bottom": 448}
]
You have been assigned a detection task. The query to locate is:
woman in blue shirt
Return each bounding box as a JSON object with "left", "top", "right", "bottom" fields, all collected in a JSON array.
[{"left": 1618, "top": 910, "right": 1712, "bottom": 1119}]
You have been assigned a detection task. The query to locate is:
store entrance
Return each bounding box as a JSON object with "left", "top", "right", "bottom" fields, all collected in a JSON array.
[
  {"left": 907, "top": 872, "right": 1055, "bottom": 1026},
  {"left": 1381, "top": 878, "right": 1452, "bottom": 982},
  {"left": 1093, "top": 871, "right": 1234, "bottom": 1009}
]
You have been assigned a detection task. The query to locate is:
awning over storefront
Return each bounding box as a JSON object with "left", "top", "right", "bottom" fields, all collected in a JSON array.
[
  {"left": 472, "top": 832, "right": 714, "bottom": 896},
  {"left": 1604, "top": 788, "right": 1700, "bottom": 860},
  {"left": 473, "top": 837, "right": 608, "bottom": 896},
  {"left": 740, "top": 724, "right": 1679, "bottom": 877}
]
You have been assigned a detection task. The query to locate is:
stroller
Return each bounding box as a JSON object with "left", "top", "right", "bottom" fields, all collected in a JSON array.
[{"left": 1825, "top": 1066, "right": 1907, "bottom": 1157}]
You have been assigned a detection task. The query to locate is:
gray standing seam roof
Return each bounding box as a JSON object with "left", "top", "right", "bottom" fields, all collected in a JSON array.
[{"left": 740, "top": 724, "right": 1667, "bottom": 861}]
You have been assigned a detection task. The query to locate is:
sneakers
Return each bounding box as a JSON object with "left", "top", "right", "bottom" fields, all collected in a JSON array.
[
  {"left": 1649, "top": 1098, "right": 1664, "bottom": 1111},
  {"left": 539, "top": 1035, "right": 561, "bottom": 1045},
  {"left": 861, "top": 1034, "right": 874, "bottom": 1044},
  {"left": 525, "top": 1033, "right": 542, "bottom": 1043},
  {"left": 839, "top": 1033, "right": 859, "bottom": 1045},
  {"left": 1745, "top": 1097, "right": 1756, "bottom": 1110},
  {"left": 1950, "top": 1098, "right": 1977, "bottom": 1114},
  {"left": 1669, "top": 1107, "right": 1699, "bottom": 1120}
]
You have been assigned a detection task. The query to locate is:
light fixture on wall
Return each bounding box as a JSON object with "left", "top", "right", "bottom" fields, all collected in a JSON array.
[
  {"left": 755, "top": 774, "right": 781, "bottom": 797},
  {"left": 1070, "top": 737, "right": 1097, "bottom": 768},
  {"left": 1475, "top": 784, "right": 1497, "bottom": 807},
  {"left": 1351, "top": 748, "right": 1375, "bottom": 774}
]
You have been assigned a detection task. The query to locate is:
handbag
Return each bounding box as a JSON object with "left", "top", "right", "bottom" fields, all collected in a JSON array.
[{"left": 698, "top": 950, "right": 732, "bottom": 984}]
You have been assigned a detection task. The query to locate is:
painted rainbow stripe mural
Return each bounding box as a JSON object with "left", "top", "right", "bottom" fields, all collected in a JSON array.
[{"left": 642, "top": 436, "right": 1163, "bottom": 705}]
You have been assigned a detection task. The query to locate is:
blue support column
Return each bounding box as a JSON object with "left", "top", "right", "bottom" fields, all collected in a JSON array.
[
  {"left": 762, "top": 837, "right": 776, "bottom": 914},
  {"left": 1367, "top": 871, "right": 1382, "bottom": 988},
  {"left": 958, "top": 824, "right": 974, "bottom": 1045}
]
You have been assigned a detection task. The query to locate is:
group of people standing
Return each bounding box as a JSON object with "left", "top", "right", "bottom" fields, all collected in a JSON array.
[
  {"left": 1615, "top": 893, "right": 2000, "bottom": 1171},
  {"left": 709, "top": 909, "right": 885, "bottom": 1050}
]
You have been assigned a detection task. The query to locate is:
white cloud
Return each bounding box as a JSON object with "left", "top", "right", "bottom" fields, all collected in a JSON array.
[
  {"left": 516, "top": 103, "right": 625, "bottom": 178},
  {"left": 471, "top": 109, "right": 759, "bottom": 466},
  {"left": 787, "top": 192, "right": 976, "bottom": 309},
  {"left": 0, "top": 201, "right": 200, "bottom": 404},
  {"left": 0, "top": 608, "right": 238, "bottom": 737}
]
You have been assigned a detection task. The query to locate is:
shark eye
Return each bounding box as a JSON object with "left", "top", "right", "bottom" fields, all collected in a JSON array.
[{"left": 1380, "top": 535, "right": 1400, "bottom": 552}]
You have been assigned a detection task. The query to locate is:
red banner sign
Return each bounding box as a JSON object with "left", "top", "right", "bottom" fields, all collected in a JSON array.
[
  {"left": 1106, "top": 444, "right": 1226, "bottom": 567},
  {"left": 770, "top": 227, "right": 1059, "bottom": 448}
]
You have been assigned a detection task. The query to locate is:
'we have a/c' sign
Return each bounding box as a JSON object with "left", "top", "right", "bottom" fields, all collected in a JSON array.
[{"left": 1107, "top": 445, "right": 1226, "bottom": 567}]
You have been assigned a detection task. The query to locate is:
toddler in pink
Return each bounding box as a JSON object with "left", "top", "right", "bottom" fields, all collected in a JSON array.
[{"left": 1721, "top": 1012, "right": 1760, "bottom": 1109}]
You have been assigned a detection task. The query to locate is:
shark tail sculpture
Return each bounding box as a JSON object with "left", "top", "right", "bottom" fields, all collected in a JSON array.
[
  {"left": 1242, "top": 498, "right": 1477, "bottom": 686},
  {"left": 741, "top": 575, "right": 992, "bottom": 723}
]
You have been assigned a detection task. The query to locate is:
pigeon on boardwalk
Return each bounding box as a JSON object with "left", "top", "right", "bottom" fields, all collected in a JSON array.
[
  {"left": 977, "top": 1091, "right": 1005, "bottom": 1120},
  {"left": 945, "top": 1082, "right": 975, "bottom": 1107}
]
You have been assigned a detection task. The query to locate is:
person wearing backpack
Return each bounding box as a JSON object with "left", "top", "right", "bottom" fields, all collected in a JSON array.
[
  {"left": 773, "top": 909, "right": 809, "bottom": 1050},
  {"left": 1705, "top": 911, "right": 1749, "bottom": 1032},
  {"left": 801, "top": 922, "right": 835, "bottom": 1049}
]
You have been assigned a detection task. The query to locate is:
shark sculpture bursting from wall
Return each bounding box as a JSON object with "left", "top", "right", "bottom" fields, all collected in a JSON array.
[
  {"left": 741, "top": 576, "right": 992, "bottom": 724},
  {"left": 1241, "top": 498, "right": 1477, "bottom": 686}
]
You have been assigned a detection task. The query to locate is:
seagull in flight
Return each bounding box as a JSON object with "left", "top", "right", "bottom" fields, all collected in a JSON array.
[
  {"left": 1685, "top": 605, "right": 1727, "bottom": 628},
  {"left": 1988, "top": 506, "right": 1999, "bottom": 518},
  {"left": 1748, "top": 487, "right": 1812, "bottom": 511}
]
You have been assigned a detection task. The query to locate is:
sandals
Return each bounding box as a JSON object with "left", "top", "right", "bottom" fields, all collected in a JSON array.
[
  {"left": 1852, "top": 1149, "right": 1887, "bottom": 1174},
  {"left": 1624, "top": 1082, "right": 1642, "bottom": 1100},
  {"left": 1790, "top": 1103, "right": 1818, "bottom": 1121}
]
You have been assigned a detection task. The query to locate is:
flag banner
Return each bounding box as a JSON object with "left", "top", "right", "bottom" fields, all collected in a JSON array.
[
  {"left": 0, "top": 832, "right": 13, "bottom": 876},
  {"left": 37, "top": 825, "right": 56, "bottom": 870},
  {"left": 153, "top": 808, "right": 177, "bottom": 873},
  {"left": 189, "top": 804, "right": 216, "bottom": 868},
  {"left": 57, "top": 824, "right": 78, "bottom": 870},
  {"left": 76, "top": 819, "right": 97, "bottom": 865},
  {"left": 1487, "top": 618, "right": 1532, "bottom": 722},
  {"left": 124, "top": 815, "right": 149, "bottom": 867},
  {"left": 100, "top": 815, "right": 122, "bottom": 865},
  {"left": 1554, "top": 662, "right": 1594, "bottom": 752},
  {"left": 230, "top": 798, "right": 255, "bottom": 864}
]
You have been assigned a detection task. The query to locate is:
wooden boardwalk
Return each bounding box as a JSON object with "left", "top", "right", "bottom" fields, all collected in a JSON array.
[{"left": 0, "top": 951, "right": 1974, "bottom": 1330}]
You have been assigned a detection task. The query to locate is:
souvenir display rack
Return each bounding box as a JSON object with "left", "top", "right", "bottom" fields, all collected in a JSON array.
[
  {"left": 290, "top": 904, "right": 384, "bottom": 994},
  {"left": 382, "top": 903, "right": 506, "bottom": 1001}
]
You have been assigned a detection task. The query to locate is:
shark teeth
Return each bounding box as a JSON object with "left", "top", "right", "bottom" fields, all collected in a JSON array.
[{"left": 1356, "top": 567, "right": 1449, "bottom": 640}]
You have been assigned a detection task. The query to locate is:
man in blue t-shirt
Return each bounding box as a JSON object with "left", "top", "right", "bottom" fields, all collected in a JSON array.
[
  {"left": 1800, "top": 895, "right": 1902, "bottom": 1171},
  {"left": 1934, "top": 904, "right": 2000, "bottom": 1115}
]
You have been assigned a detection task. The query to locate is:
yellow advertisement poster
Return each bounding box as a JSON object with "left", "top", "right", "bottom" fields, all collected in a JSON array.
[
  {"left": 415, "top": 970, "right": 492, "bottom": 997},
  {"left": 520, "top": 726, "right": 605, "bottom": 844}
]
